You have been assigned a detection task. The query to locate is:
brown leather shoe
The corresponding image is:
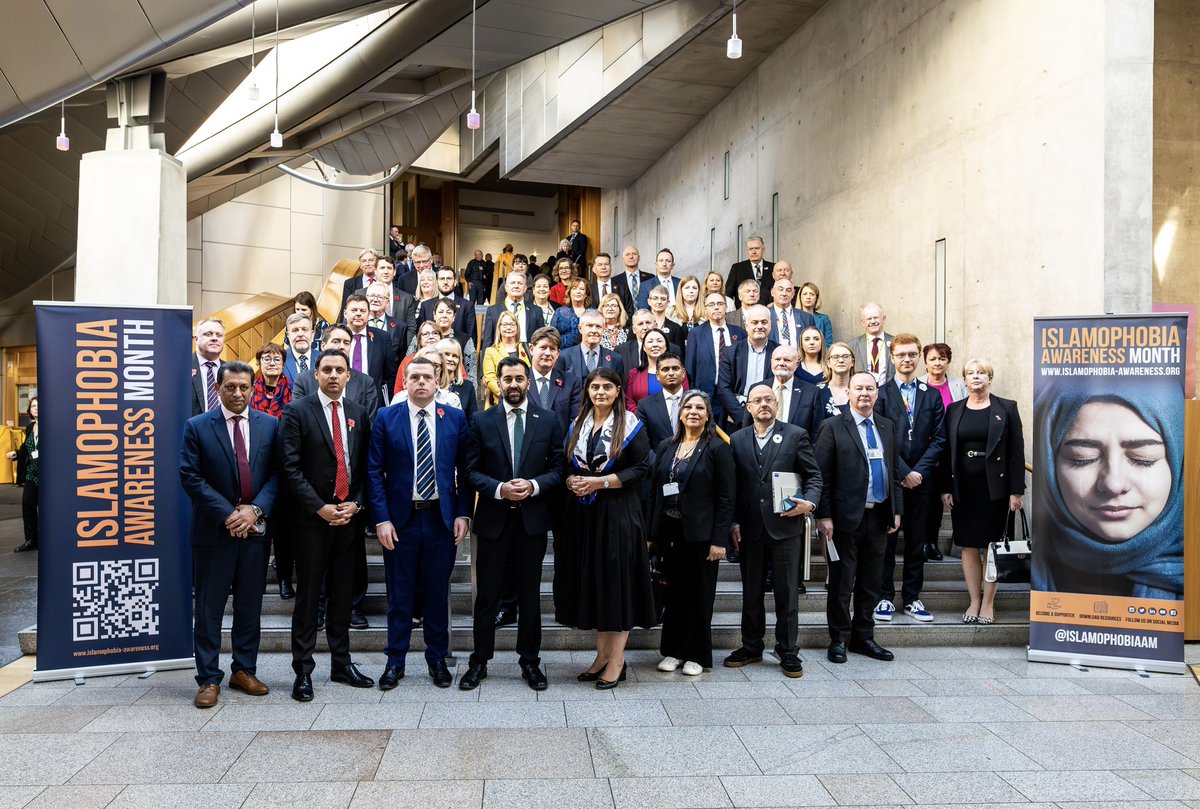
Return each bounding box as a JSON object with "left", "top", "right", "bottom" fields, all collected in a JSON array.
[
  {"left": 194, "top": 684, "right": 219, "bottom": 708},
  {"left": 228, "top": 670, "right": 270, "bottom": 696}
]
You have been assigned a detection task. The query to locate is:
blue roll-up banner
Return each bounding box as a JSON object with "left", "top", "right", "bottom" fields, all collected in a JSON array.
[
  {"left": 1030, "top": 314, "right": 1187, "bottom": 674},
  {"left": 33, "top": 303, "right": 194, "bottom": 681}
]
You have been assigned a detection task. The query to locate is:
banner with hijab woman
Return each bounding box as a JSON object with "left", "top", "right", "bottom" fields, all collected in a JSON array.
[{"left": 1030, "top": 314, "right": 1186, "bottom": 674}]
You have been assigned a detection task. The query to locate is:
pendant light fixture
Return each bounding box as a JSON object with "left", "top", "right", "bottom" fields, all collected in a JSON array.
[
  {"left": 248, "top": 2, "right": 259, "bottom": 101},
  {"left": 55, "top": 100, "right": 69, "bottom": 151},
  {"left": 269, "top": 0, "right": 283, "bottom": 148},
  {"left": 727, "top": 0, "right": 742, "bottom": 59},
  {"left": 466, "top": 0, "right": 481, "bottom": 129}
]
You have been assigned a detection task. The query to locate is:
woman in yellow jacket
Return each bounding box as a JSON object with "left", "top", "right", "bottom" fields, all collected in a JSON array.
[{"left": 480, "top": 310, "right": 530, "bottom": 405}]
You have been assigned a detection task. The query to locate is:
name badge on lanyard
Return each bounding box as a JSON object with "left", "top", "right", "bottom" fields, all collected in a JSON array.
[
  {"left": 866, "top": 448, "right": 883, "bottom": 461},
  {"left": 662, "top": 481, "right": 680, "bottom": 496}
]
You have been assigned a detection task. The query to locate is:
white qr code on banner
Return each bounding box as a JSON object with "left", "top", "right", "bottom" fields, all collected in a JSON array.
[{"left": 71, "top": 560, "right": 160, "bottom": 642}]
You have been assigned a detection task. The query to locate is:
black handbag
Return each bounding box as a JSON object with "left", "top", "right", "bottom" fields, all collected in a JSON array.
[{"left": 985, "top": 508, "right": 1032, "bottom": 584}]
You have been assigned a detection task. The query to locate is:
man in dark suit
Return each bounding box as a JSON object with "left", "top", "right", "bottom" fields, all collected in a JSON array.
[
  {"left": 725, "top": 382, "right": 822, "bottom": 678},
  {"left": 725, "top": 235, "right": 775, "bottom": 303},
  {"left": 755, "top": 345, "right": 823, "bottom": 436},
  {"left": 190, "top": 318, "right": 226, "bottom": 417},
  {"left": 556, "top": 310, "right": 623, "bottom": 385},
  {"left": 589, "top": 252, "right": 631, "bottom": 315},
  {"left": 727, "top": 279, "right": 761, "bottom": 327},
  {"left": 636, "top": 248, "right": 681, "bottom": 310},
  {"left": 278, "top": 349, "right": 375, "bottom": 701},
  {"left": 283, "top": 313, "right": 318, "bottom": 387},
  {"left": 419, "top": 267, "right": 476, "bottom": 343},
  {"left": 566, "top": 219, "right": 589, "bottom": 270},
  {"left": 847, "top": 302, "right": 896, "bottom": 386},
  {"left": 460, "top": 356, "right": 565, "bottom": 691},
  {"left": 466, "top": 250, "right": 489, "bottom": 304},
  {"left": 292, "top": 325, "right": 381, "bottom": 422},
  {"left": 339, "top": 248, "right": 379, "bottom": 316},
  {"left": 366, "top": 281, "right": 410, "bottom": 359},
  {"left": 375, "top": 259, "right": 417, "bottom": 334},
  {"left": 395, "top": 244, "right": 434, "bottom": 296},
  {"left": 686, "top": 292, "right": 746, "bottom": 423},
  {"left": 636, "top": 352, "right": 686, "bottom": 449},
  {"left": 613, "top": 245, "right": 654, "bottom": 309},
  {"left": 716, "top": 305, "right": 777, "bottom": 432},
  {"left": 527, "top": 326, "right": 581, "bottom": 432},
  {"left": 343, "top": 293, "right": 397, "bottom": 401},
  {"left": 814, "top": 371, "right": 903, "bottom": 664},
  {"left": 480, "top": 271, "right": 545, "bottom": 353},
  {"left": 767, "top": 278, "right": 815, "bottom": 349},
  {"left": 278, "top": 312, "right": 319, "bottom": 601},
  {"left": 368, "top": 356, "right": 472, "bottom": 689},
  {"left": 180, "top": 361, "right": 278, "bottom": 708},
  {"left": 872, "top": 334, "right": 946, "bottom": 624}
]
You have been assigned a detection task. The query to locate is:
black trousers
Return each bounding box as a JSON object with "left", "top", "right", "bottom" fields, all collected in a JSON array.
[
  {"left": 659, "top": 517, "right": 719, "bottom": 668},
  {"left": 20, "top": 483, "right": 37, "bottom": 546},
  {"left": 880, "top": 486, "right": 931, "bottom": 606},
  {"left": 292, "top": 521, "right": 356, "bottom": 675},
  {"left": 193, "top": 537, "right": 269, "bottom": 686},
  {"left": 738, "top": 530, "right": 801, "bottom": 655},
  {"left": 471, "top": 511, "right": 547, "bottom": 666},
  {"left": 827, "top": 504, "right": 889, "bottom": 643}
]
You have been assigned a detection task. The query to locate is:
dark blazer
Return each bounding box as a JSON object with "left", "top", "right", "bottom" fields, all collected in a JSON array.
[
  {"left": 654, "top": 319, "right": 687, "bottom": 358},
  {"left": 346, "top": 326, "right": 398, "bottom": 396},
  {"left": 875, "top": 378, "right": 946, "bottom": 483},
  {"left": 590, "top": 278, "right": 633, "bottom": 316},
  {"left": 941, "top": 395, "right": 1025, "bottom": 501},
  {"left": 730, "top": 421, "right": 822, "bottom": 542},
  {"left": 767, "top": 306, "right": 816, "bottom": 344},
  {"left": 636, "top": 276, "right": 681, "bottom": 310},
  {"left": 566, "top": 231, "right": 588, "bottom": 267},
  {"left": 190, "top": 354, "right": 220, "bottom": 417},
  {"left": 283, "top": 347, "right": 319, "bottom": 386},
  {"left": 180, "top": 408, "right": 279, "bottom": 546},
  {"left": 528, "top": 367, "right": 581, "bottom": 433},
  {"left": 814, "top": 410, "right": 903, "bottom": 532},
  {"left": 685, "top": 321, "right": 747, "bottom": 400},
  {"left": 646, "top": 436, "right": 735, "bottom": 549},
  {"left": 419, "top": 294, "right": 477, "bottom": 344},
  {"left": 715, "top": 339, "right": 779, "bottom": 428},
  {"left": 555, "top": 343, "right": 624, "bottom": 388},
  {"left": 395, "top": 269, "right": 419, "bottom": 296},
  {"left": 449, "top": 379, "right": 477, "bottom": 425},
  {"left": 612, "top": 270, "right": 654, "bottom": 309},
  {"left": 740, "top": 377, "right": 822, "bottom": 436},
  {"left": 277, "top": 394, "right": 368, "bottom": 526},
  {"left": 340, "top": 274, "right": 375, "bottom": 316},
  {"left": 480, "top": 301, "right": 545, "bottom": 353},
  {"left": 366, "top": 400, "right": 472, "bottom": 533},
  {"left": 466, "top": 401, "right": 565, "bottom": 537},
  {"left": 726, "top": 258, "right": 775, "bottom": 302},
  {"left": 293, "top": 368, "right": 381, "bottom": 424},
  {"left": 636, "top": 391, "right": 676, "bottom": 450}
]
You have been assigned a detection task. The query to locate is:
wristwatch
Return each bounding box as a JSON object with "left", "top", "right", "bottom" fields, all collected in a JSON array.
[
  {"left": 250, "top": 505, "right": 264, "bottom": 519},
  {"left": 603, "top": 477, "right": 610, "bottom": 489}
]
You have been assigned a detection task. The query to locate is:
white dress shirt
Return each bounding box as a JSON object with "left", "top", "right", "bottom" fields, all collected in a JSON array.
[
  {"left": 408, "top": 399, "right": 439, "bottom": 500},
  {"left": 316, "top": 390, "right": 351, "bottom": 479},
  {"left": 494, "top": 399, "right": 541, "bottom": 499},
  {"left": 710, "top": 323, "right": 730, "bottom": 374}
]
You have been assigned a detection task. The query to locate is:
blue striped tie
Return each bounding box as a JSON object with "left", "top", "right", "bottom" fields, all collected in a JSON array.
[
  {"left": 415, "top": 409, "right": 435, "bottom": 500},
  {"left": 864, "top": 418, "right": 886, "bottom": 503}
]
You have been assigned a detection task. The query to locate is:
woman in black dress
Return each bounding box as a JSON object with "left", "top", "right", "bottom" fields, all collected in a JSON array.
[
  {"left": 560, "top": 367, "right": 656, "bottom": 689},
  {"left": 941, "top": 358, "right": 1025, "bottom": 624},
  {"left": 6, "top": 398, "right": 38, "bottom": 553},
  {"left": 646, "top": 391, "right": 734, "bottom": 675}
]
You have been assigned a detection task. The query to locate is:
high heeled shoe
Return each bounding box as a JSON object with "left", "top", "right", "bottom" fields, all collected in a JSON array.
[
  {"left": 577, "top": 662, "right": 608, "bottom": 682},
  {"left": 595, "top": 663, "right": 628, "bottom": 690}
]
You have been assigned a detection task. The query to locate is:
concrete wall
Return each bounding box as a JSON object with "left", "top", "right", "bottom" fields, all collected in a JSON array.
[
  {"left": 601, "top": 0, "right": 1154, "bottom": 413},
  {"left": 1153, "top": 0, "right": 1200, "bottom": 393},
  {"left": 187, "top": 165, "right": 385, "bottom": 317}
]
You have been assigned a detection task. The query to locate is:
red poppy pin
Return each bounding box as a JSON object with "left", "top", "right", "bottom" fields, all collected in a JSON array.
[
  {"left": 436, "top": 407, "right": 445, "bottom": 418},
  {"left": 192, "top": 368, "right": 198, "bottom": 377},
  {"left": 731, "top": 333, "right": 739, "bottom": 341},
  {"left": 346, "top": 418, "right": 356, "bottom": 430},
  {"left": 555, "top": 377, "right": 563, "bottom": 388}
]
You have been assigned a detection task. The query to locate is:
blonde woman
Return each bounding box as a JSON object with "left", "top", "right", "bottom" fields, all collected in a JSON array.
[
  {"left": 704, "top": 271, "right": 736, "bottom": 312},
  {"left": 436, "top": 337, "right": 477, "bottom": 422},
  {"left": 797, "top": 281, "right": 834, "bottom": 346},
  {"left": 598, "top": 292, "right": 629, "bottom": 350},
  {"left": 817, "top": 341, "right": 855, "bottom": 419},
  {"left": 797, "top": 326, "right": 827, "bottom": 386},
  {"left": 481, "top": 310, "right": 531, "bottom": 404},
  {"left": 669, "top": 275, "right": 704, "bottom": 336}
]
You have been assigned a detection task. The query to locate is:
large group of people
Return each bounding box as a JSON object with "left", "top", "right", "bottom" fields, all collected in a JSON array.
[{"left": 178, "top": 230, "right": 1030, "bottom": 708}]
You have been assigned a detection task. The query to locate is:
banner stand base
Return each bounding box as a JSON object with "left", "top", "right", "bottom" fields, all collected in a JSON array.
[
  {"left": 1028, "top": 648, "right": 1186, "bottom": 675},
  {"left": 33, "top": 657, "right": 195, "bottom": 684}
]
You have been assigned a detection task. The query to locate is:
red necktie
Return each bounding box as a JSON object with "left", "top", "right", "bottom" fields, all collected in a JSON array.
[
  {"left": 871, "top": 337, "right": 880, "bottom": 372},
  {"left": 231, "top": 415, "right": 253, "bottom": 504},
  {"left": 331, "top": 401, "right": 350, "bottom": 501}
]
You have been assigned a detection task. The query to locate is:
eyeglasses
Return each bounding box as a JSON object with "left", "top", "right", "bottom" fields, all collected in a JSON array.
[
  {"left": 892, "top": 352, "right": 920, "bottom": 359},
  {"left": 828, "top": 353, "right": 853, "bottom": 361},
  {"left": 259, "top": 355, "right": 282, "bottom": 364}
]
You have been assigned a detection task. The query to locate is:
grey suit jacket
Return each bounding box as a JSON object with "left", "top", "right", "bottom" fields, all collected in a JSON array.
[{"left": 846, "top": 332, "right": 895, "bottom": 385}]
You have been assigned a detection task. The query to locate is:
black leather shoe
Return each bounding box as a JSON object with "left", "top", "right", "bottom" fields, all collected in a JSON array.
[
  {"left": 723, "top": 648, "right": 763, "bottom": 668},
  {"left": 428, "top": 660, "right": 453, "bottom": 688},
  {"left": 779, "top": 652, "right": 804, "bottom": 678},
  {"left": 292, "top": 673, "right": 314, "bottom": 701},
  {"left": 331, "top": 663, "right": 375, "bottom": 688},
  {"left": 924, "top": 543, "right": 944, "bottom": 561},
  {"left": 278, "top": 580, "right": 294, "bottom": 600},
  {"left": 349, "top": 610, "right": 369, "bottom": 630},
  {"left": 520, "top": 661, "right": 548, "bottom": 691},
  {"left": 379, "top": 666, "right": 404, "bottom": 690},
  {"left": 459, "top": 662, "right": 487, "bottom": 691},
  {"left": 12, "top": 541, "right": 35, "bottom": 553},
  {"left": 726, "top": 549, "right": 740, "bottom": 563},
  {"left": 595, "top": 663, "right": 627, "bottom": 690},
  {"left": 848, "top": 638, "right": 895, "bottom": 661},
  {"left": 797, "top": 581, "right": 807, "bottom": 595},
  {"left": 493, "top": 608, "right": 517, "bottom": 628},
  {"left": 827, "top": 642, "right": 848, "bottom": 664},
  {"left": 316, "top": 605, "right": 326, "bottom": 631}
]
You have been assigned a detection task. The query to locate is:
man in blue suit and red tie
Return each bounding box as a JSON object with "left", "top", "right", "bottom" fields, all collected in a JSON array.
[
  {"left": 368, "top": 356, "right": 472, "bottom": 689},
  {"left": 180, "top": 361, "right": 279, "bottom": 709}
]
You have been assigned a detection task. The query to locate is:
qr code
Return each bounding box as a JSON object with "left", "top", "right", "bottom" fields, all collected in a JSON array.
[{"left": 71, "top": 560, "right": 160, "bottom": 642}]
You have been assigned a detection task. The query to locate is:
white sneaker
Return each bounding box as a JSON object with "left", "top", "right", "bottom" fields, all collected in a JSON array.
[
  {"left": 681, "top": 661, "right": 703, "bottom": 676},
  {"left": 657, "top": 656, "right": 682, "bottom": 672},
  {"left": 873, "top": 599, "right": 896, "bottom": 622},
  {"left": 904, "top": 600, "right": 934, "bottom": 623}
]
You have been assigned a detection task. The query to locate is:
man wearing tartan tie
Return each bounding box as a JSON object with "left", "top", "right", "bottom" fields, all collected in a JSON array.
[{"left": 368, "top": 356, "right": 472, "bottom": 690}]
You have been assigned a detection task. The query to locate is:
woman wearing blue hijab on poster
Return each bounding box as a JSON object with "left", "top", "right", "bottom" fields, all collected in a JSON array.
[{"left": 1033, "top": 378, "right": 1184, "bottom": 600}]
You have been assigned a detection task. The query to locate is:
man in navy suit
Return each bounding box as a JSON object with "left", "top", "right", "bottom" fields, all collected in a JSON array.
[
  {"left": 368, "top": 356, "right": 472, "bottom": 689},
  {"left": 566, "top": 219, "right": 589, "bottom": 270},
  {"left": 636, "top": 352, "right": 686, "bottom": 450},
  {"left": 588, "top": 253, "right": 631, "bottom": 316},
  {"left": 716, "top": 305, "right": 778, "bottom": 432},
  {"left": 555, "top": 310, "right": 623, "bottom": 385},
  {"left": 343, "top": 293, "right": 398, "bottom": 401},
  {"left": 283, "top": 313, "right": 318, "bottom": 386},
  {"left": 419, "top": 267, "right": 476, "bottom": 343},
  {"left": 636, "top": 248, "right": 681, "bottom": 310},
  {"left": 686, "top": 291, "right": 746, "bottom": 423},
  {"left": 190, "top": 318, "right": 226, "bottom": 417},
  {"left": 480, "top": 271, "right": 545, "bottom": 353},
  {"left": 180, "top": 361, "right": 279, "bottom": 708},
  {"left": 872, "top": 334, "right": 946, "bottom": 625},
  {"left": 767, "top": 278, "right": 815, "bottom": 349},
  {"left": 339, "top": 248, "right": 379, "bottom": 316},
  {"left": 461, "top": 356, "right": 565, "bottom": 691},
  {"left": 527, "top": 326, "right": 581, "bottom": 431}
]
